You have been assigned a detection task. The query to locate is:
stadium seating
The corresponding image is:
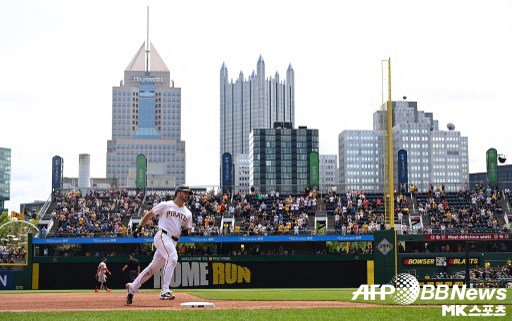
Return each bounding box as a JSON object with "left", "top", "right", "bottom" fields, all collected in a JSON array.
[
  {"left": 0, "top": 244, "right": 26, "bottom": 264},
  {"left": 416, "top": 185, "right": 504, "bottom": 233},
  {"left": 38, "top": 184, "right": 509, "bottom": 237},
  {"left": 232, "top": 192, "right": 313, "bottom": 235},
  {"left": 48, "top": 189, "right": 143, "bottom": 237},
  {"left": 324, "top": 191, "right": 409, "bottom": 234}
]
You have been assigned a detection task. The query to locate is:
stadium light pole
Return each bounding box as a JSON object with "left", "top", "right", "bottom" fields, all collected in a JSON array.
[{"left": 387, "top": 58, "right": 395, "bottom": 230}]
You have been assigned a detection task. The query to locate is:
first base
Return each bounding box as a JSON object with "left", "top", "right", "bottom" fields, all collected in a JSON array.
[{"left": 180, "top": 302, "right": 215, "bottom": 309}]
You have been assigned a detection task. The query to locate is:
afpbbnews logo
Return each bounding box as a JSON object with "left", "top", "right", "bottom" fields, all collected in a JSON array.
[{"left": 351, "top": 273, "right": 507, "bottom": 305}]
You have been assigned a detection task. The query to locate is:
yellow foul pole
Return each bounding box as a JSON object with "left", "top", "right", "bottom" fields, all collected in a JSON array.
[{"left": 387, "top": 58, "right": 395, "bottom": 229}]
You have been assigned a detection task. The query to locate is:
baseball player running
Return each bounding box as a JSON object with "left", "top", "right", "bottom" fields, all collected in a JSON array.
[
  {"left": 95, "top": 257, "right": 112, "bottom": 292},
  {"left": 126, "top": 185, "right": 193, "bottom": 304}
]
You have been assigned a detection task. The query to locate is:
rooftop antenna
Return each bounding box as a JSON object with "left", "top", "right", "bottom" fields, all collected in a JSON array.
[{"left": 145, "top": 6, "right": 150, "bottom": 73}]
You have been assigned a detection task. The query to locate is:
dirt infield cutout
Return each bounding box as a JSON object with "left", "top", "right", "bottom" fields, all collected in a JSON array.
[{"left": 0, "top": 292, "right": 378, "bottom": 312}]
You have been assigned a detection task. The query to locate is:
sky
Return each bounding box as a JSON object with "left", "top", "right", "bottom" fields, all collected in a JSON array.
[{"left": 1, "top": 0, "right": 511, "bottom": 212}]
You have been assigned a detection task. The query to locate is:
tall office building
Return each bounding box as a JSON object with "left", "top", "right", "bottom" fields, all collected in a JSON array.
[
  {"left": 106, "top": 42, "right": 186, "bottom": 187},
  {"left": 339, "top": 130, "right": 381, "bottom": 191},
  {"left": 249, "top": 123, "right": 319, "bottom": 194},
  {"left": 339, "top": 100, "right": 469, "bottom": 192},
  {"left": 234, "top": 154, "right": 250, "bottom": 193},
  {"left": 0, "top": 147, "right": 11, "bottom": 210},
  {"left": 220, "top": 56, "right": 295, "bottom": 186},
  {"left": 319, "top": 154, "right": 339, "bottom": 193}
]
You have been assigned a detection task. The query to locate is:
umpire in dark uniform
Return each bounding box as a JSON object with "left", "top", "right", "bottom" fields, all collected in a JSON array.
[{"left": 122, "top": 253, "right": 140, "bottom": 282}]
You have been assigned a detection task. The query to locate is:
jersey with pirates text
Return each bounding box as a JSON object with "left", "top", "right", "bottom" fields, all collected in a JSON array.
[{"left": 152, "top": 200, "right": 192, "bottom": 237}]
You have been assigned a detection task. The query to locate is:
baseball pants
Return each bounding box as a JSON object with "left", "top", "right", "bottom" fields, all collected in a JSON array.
[
  {"left": 128, "top": 271, "right": 138, "bottom": 282},
  {"left": 129, "top": 230, "right": 178, "bottom": 294}
]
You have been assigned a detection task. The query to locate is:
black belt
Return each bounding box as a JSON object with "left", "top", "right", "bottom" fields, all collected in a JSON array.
[{"left": 161, "top": 229, "right": 179, "bottom": 242}]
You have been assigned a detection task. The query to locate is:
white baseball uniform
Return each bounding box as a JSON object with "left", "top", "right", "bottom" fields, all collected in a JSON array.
[
  {"left": 97, "top": 261, "right": 108, "bottom": 283},
  {"left": 129, "top": 200, "right": 192, "bottom": 294}
]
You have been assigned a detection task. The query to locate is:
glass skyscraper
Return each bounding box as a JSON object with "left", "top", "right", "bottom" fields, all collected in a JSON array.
[
  {"left": 249, "top": 124, "right": 319, "bottom": 194},
  {"left": 220, "top": 56, "right": 295, "bottom": 187},
  {"left": 106, "top": 42, "right": 186, "bottom": 187},
  {"left": 0, "top": 147, "right": 11, "bottom": 210}
]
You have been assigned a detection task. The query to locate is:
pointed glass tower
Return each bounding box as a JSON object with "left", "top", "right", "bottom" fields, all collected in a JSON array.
[
  {"left": 220, "top": 56, "right": 295, "bottom": 190},
  {"left": 106, "top": 42, "right": 186, "bottom": 188}
]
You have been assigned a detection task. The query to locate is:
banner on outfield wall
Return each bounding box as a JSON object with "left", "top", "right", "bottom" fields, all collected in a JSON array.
[
  {"left": 32, "top": 235, "right": 374, "bottom": 244},
  {"left": 397, "top": 150, "right": 408, "bottom": 185},
  {"left": 486, "top": 148, "right": 498, "bottom": 184},
  {"left": 136, "top": 154, "right": 147, "bottom": 189},
  {"left": 52, "top": 156, "right": 63, "bottom": 189},
  {"left": 0, "top": 271, "right": 15, "bottom": 290},
  {"left": 402, "top": 257, "right": 479, "bottom": 266},
  {"left": 425, "top": 234, "right": 511, "bottom": 241},
  {"left": 309, "top": 151, "right": 319, "bottom": 186},
  {"left": 37, "top": 260, "right": 367, "bottom": 289}
]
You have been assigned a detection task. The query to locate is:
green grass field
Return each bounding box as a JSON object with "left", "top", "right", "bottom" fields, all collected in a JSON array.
[
  {"left": 185, "top": 288, "right": 512, "bottom": 306},
  {"left": 1, "top": 289, "right": 511, "bottom": 320},
  {"left": 0, "top": 308, "right": 497, "bottom": 321},
  {"left": 1, "top": 307, "right": 511, "bottom": 321}
]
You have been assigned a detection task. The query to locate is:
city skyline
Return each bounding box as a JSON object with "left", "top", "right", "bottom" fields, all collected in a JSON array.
[{"left": 1, "top": 0, "right": 511, "bottom": 212}]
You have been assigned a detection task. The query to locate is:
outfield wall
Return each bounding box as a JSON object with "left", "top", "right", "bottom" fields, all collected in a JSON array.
[
  {"left": 33, "top": 255, "right": 370, "bottom": 289},
  {"left": 7, "top": 232, "right": 511, "bottom": 290},
  {"left": 398, "top": 252, "right": 511, "bottom": 278}
]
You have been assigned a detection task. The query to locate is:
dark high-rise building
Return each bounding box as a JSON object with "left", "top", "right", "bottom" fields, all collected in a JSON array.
[{"left": 249, "top": 124, "right": 319, "bottom": 193}]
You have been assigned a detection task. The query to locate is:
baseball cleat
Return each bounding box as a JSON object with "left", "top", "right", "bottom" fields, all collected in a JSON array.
[
  {"left": 126, "top": 283, "right": 133, "bottom": 305},
  {"left": 159, "top": 292, "right": 175, "bottom": 300}
]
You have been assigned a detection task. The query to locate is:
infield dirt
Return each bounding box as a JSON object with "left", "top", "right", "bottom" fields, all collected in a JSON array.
[{"left": 0, "top": 291, "right": 378, "bottom": 312}]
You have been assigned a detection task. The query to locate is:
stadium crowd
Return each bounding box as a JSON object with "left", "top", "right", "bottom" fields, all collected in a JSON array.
[
  {"left": 326, "top": 190, "right": 409, "bottom": 234},
  {"left": 418, "top": 184, "right": 506, "bottom": 233},
  {"left": 137, "top": 190, "right": 316, "bottom": 236},
  {"left": 50, "top": 189, "right": 143, "bottom": 237},
  {"left": 0, "top": 244, "right": 26, "bottom": 264},
  {"left": 140, "top": 190, "right": 229, "bottom": 236},
  {"left": 470, "top": 265, "right": 512, "bottom": 281},
  {"left": 424, "top": 272, "right": 463, "bottom": 280},
  {"left": 40, "top": 183, "right": 510, "bottom": 238},
  {"left": 232, "top": 191, "right": 314, "bottom": 236}
]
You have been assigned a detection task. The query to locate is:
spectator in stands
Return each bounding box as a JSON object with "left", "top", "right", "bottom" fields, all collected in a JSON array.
[{"left": 48, "top": 189, "right": 142, "bottom": 237}]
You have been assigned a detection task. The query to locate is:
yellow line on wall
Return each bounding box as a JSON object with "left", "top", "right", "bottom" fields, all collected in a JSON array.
[
  {"left": 367, "top": 260, "right": 374, "bottom": 285},
  {"left": 32, "top": 263, "right": 39, "bottom": 290}
]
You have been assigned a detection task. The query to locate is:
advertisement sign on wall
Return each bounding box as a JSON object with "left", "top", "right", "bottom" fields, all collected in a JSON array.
[
  {"left": 222, "top": 153, "right": 233, "bottom": 187},
  {"left": 51, "top": 156, "right": 63, "bottom": 189},
  {"left": 38, "top": 260, "right": 367, "bottom": 290},
  {"left": 0, "top": 271, "right": 15, "bottom": 290},
  {"left": 136, "top": 154, "right": 147, "bottom": 189},
  {"left": 487, "top": 148, "right": 498, "bottom": 184},
  {"left": 309, "top": 152, "right": 319, "bottom": 186},
  {"left": 397, "top": 150, "right": 408, "bottom": 185}
]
